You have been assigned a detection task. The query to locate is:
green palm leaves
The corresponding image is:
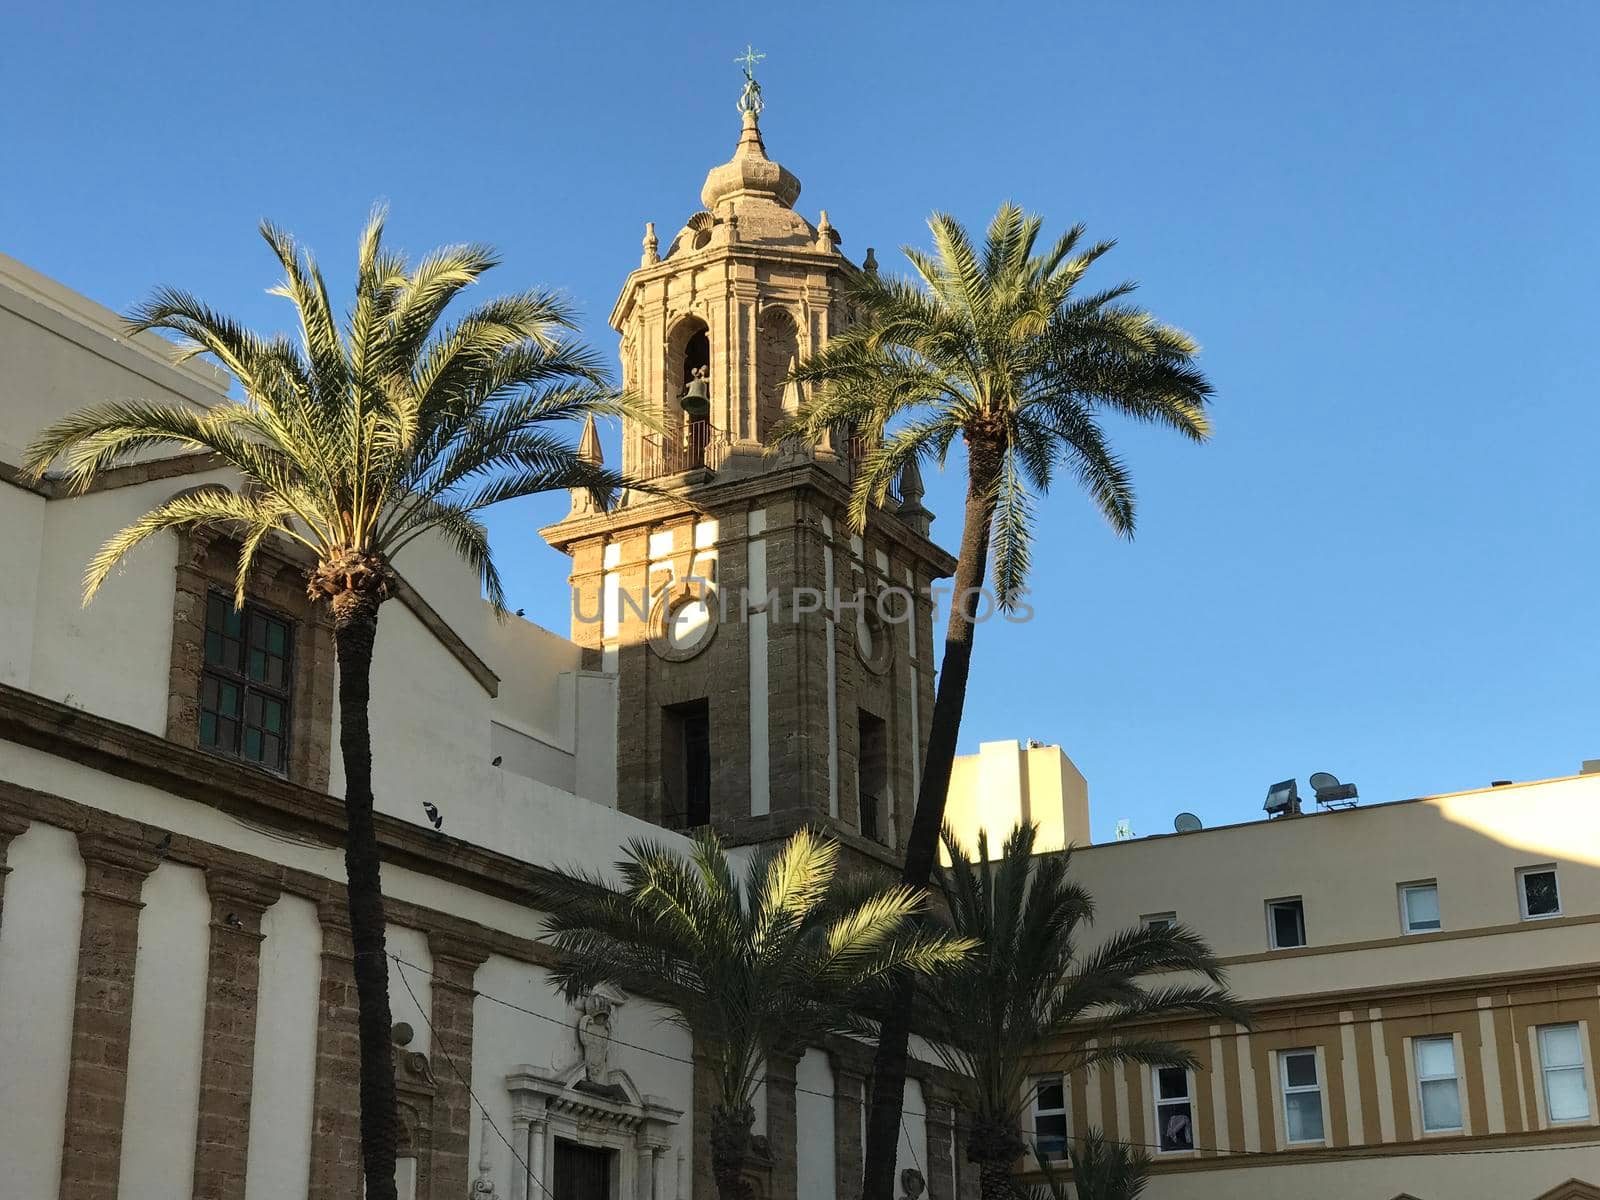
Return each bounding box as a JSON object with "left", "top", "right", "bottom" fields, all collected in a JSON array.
[
  {"left": 924, "top": 823, "right": 1247, "bottom": 1186},
  {"left": 778, "top": 202, "right": 1213, "bottom": 609},
  {"left": 23, "top": 209, "right": 636, "bottom": 612},
  {"left": 530, "top": 827, "right": 973, "bottom": 1114}
]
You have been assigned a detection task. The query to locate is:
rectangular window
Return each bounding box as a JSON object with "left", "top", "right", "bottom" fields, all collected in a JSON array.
[
  {"left": 200, "top": 591, "right": 292, "bottom": 772},
  {"left": 661, "top": 699, "right": 711, "bottom": 828},
  {"left": 1142, "top": 912, "right": 1178, "bottom": 931},
  {"left": 1415, "top": 1035, "right": 1463, "bottom": 1133},
  {"left": 1032, "top": 1075, "right": 1067, "bottom": 1159},
  {"left": 1539, "top": 1024, "right": 1591, "bottom": 1123},
  {"left": 1518, "top": 866, "right": 1562, "bottom": 919},
  {"left": 1153, "top": 1066, "right": 1195, "bottom": 1152},
  {"left": 857, "top": 710, "right": 887, "bottom": 844},
  {"left": 1280, "top": 1049, "right": 1325, "bottom": 1143},
  {"left": 1400, "top": 882, "right": 1442, "bottom": 934},
  {"left": 1267, "top": 898, "right": 1307, "bottom": 949}
]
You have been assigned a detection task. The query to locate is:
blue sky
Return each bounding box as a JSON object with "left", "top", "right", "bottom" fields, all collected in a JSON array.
[{"left": 5, "top": 2, "right": 1598, "bottom": 840}]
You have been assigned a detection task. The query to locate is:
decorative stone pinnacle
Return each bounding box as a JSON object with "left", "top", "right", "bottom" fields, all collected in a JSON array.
[
  {"left": 864, "top": 247, "right": 879, "bottom": 274},
  {"left": 642, "top": 221, "right": 659, "bottom": 266}
]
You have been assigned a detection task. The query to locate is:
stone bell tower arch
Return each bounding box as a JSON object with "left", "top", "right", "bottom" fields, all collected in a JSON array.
[{"left": 543, "top": 83, "right": 954, "bottom": 866}]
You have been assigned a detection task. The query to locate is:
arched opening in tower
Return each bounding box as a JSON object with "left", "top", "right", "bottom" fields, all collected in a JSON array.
[
  {"left": 756, "top": 306, "right": 799, "bottom": 446},
  {"left": 675, "top": 323, "right": 712, "bottom": 468}
]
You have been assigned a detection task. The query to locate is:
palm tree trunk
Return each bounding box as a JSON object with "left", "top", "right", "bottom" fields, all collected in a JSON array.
[
  {"left": 861, "top": 439, "right": 1002, "bottom": 1200},
  {"left": 969, "top": 1115, "right": 1028, "bottom": 1200},
  {"left": 709, "top": 1103, "right": 758, "bottom": 1200},
  {"left": 334, "top": 600, "right": 399, "bottom": 1200}
]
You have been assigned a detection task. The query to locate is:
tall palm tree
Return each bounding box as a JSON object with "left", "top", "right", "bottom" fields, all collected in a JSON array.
[
  {"left": 777, "top": 203, "right": 1215, "bottom": 1198},
  {"left": 24, "top": 213, "right": 633, "bottom": 1200},
  {"left": 527, "top": 827, "right": 973, "bottom": 1200},
  {"left": 924, "top": 824, "right": 1249, "bottom": 1198}
]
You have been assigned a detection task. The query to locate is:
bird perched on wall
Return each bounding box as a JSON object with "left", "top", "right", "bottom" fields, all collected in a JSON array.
[
  {"left": 153, "top": 831, "right": 173, "bottom": 858},
  {"left": 422, "top": 801, "right": 443, "bottom": 831}
]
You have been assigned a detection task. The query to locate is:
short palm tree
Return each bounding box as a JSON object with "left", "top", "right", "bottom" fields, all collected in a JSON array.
[
  {"left": 1030, "top": 1131, "right": 1150, "bottom": 1200},
  {"left": 24, "top": 213, "right": 633, "bottom": 1200},
  {"left": 924, "top": 824, "right": 1249, "bottom": 1199},
  {"left": 777, "top": 204, "right": 1214, "bottom": 1198},
  {"left": 527, "top": 827, "right": 973, "bottom": 1200}
]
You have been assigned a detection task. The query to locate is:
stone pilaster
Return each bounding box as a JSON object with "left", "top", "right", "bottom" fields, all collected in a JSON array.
[
  {"left": 830, "top": 1055, "right": 867, "bottom": 1200},
  {"left": 0, "top": 811, "right": 30, "bottom": 932},
  {"left": 58, "top": 830, "right": 161, "bottom": 1200},
  {"left": 922, "top": 1087, "right": 957, "bottom": 1200},
  {"left": 692, "top": 1047, "right": 720, "bottom": 1200},
  {"left": 765, "top": 1050, "right": 799, "bottom": 1200},
  {"left": 426, "top": 931, "right": 490, "bottom": 1199},
  {"left": 952, "top": 1103, "right": 979, "bottom": 1198},
  {"left": 191, "top": 871, "right": 281, "bottom": 1200},
  {"left": 308, "top": 899, "right": 362, "bottom": 1200}
]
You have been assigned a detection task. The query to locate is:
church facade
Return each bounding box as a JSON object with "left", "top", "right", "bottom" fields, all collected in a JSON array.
[{"left": 0, "top": 101, "right": 967, "bottom": 1200}]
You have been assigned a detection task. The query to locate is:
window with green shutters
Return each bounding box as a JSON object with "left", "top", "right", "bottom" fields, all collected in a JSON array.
[{"left": 200, "top": 591, "right": 293, "bottom": 772}]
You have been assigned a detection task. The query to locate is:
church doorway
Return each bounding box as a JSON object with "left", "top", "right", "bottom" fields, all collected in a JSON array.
[{"left": 552, "top": 1139, "right": 612, "bottom": 1199}]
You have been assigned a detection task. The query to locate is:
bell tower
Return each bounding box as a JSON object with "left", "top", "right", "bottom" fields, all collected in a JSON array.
[{"left": 542, "top": 77, "right": 954, "bottom": 864}]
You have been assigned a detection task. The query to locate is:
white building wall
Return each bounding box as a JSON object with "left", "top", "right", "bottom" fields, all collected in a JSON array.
[
  {"left": 244, "top": 893, "right": 322, "bottom": 1200},
  {"left": 0, "top": 821, "right": 82, "bottom": 1199},
  {"left": 795, "top": 1049, "right": 836, "bottom": 1199},
  {"left": 119, "top": 860, "right": 210, "bottom": 1197},
  {"left": 0, "top": 482, "right": 45, "bottom": 686}
]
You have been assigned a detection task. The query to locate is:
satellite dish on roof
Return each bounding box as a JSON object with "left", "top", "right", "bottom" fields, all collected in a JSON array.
[
  {"left": 1310, "top": 771, "right": 1359, "bottom": 808},
  {"left": 1174, "top": 812, "right": 1203, "bottom": 833}
]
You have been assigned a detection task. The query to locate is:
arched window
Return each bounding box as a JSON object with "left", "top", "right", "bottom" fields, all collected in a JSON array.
[{"left": 755, "top": 306, "right": 799, "bottom": 443}]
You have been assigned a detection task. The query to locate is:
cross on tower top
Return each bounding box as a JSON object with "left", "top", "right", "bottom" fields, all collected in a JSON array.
[{"left": 735, "top": 44, "right": 766, "bottom": 115}]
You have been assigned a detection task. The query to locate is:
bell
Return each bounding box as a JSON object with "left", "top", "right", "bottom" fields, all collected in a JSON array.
[{"left": 680, "top": 377, "right": 710, "bottom": 420}]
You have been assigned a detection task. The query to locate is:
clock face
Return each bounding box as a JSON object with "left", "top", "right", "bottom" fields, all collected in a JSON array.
[{"left": 667, "top": 596, "right": 714, "bottom": 653}]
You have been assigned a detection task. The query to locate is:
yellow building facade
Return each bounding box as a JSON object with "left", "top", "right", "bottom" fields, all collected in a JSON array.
[{"left": 946, "top": 751, "right": 1600, "bottom": 1197}]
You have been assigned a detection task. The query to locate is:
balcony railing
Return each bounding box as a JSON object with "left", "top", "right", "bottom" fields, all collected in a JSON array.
[{"left": 638, "top": 421, "right": 732, "bottom": 481}]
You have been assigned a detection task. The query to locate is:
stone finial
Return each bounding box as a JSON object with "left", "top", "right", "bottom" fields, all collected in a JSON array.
[
  {"left": 569, "top": 414, "right": 606, "bottom": 515},
  {"left": 863, "top": 247, "right": 879, "bottom": 275},
  {"left": 642, "top": 221, "right": 659, "bottom": 266},
  {"left": 895, "top": 457, "right": 933, "bottom": 535},
  {"left": 816, "top": 209, "right": 839, "bottom": 252}
]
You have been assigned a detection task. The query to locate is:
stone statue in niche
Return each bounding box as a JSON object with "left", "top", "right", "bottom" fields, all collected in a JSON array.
[
  {"left": 575, "top": 991, "right": 615, "bottom": 1082},
  {"left": 899, "top": 1167, "right": 926, "bottom": 1200}
]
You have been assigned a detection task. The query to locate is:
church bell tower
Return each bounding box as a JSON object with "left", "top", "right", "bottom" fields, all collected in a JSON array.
[{"left": 542, "top": 73, "right": 954, "bottom": 864}]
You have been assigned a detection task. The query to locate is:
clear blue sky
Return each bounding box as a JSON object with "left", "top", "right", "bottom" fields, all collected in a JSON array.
[{"left": 5, "top": 2, "right": 1598, "bottom": 840}]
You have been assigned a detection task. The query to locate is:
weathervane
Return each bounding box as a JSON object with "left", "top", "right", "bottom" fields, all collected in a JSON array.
[{"left": 735, "top": 44, "right": 766, "bottom": 116}]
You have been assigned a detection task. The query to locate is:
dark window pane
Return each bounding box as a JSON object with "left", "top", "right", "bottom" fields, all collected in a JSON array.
[
  {"left": 1285, "top": 1052, "right": 1318, "bottom": 1088},
  {"left": 206, "top": 593, "right": 227, "bottom": 627},
  {"left": 263, "top": 699, "right": 283, "bottom": 734},
  {"left": 1524, "top": 871, "right": 1560, "bottom": 916},
  {"left": 263, "top": 733, "right": 282, "bottom": 768},
  {"left": 217, "top": 716, "right": 238, "bottom": 749},
  {"left": 221, "top": 635, "right": 241, "bottom": 671},
  {"left": 223, "top": 607, "right": 242, "bottom": 637},
  {"left": 204, "top": 630, "right": 223, "bottom": 665},
  {"left": 265, "top": 654, "right": 284, "bottom": 687},
  {"left": 1157, "top": 1100, "right": 1194, "bottom": 1151},
  {"left": 1157, "top": 1067, "right": 1188, "bottom": 1100},
  {"left": 1036, "top": 1079, "right": 1064, "bottom": 1110},
  {"left": 249, "top": 616, "right": 267, "bottom": 648},
  {"left": 1272, "top": 901, "right": 1305, "bottom": 948},
  {"left": 248, "top": 648, "right": 267, "bottom": 680},
  {"left": 201, "top": 676, "right": 219, "bottom": 708},
  {"left": 1034, "top": 1113, "right": 1067, "bottom": 1157},
  {"left": 199, "top": 711, "right": 217, "bottom": 746},
  {"left": 267, "top": 622, "right": 286, "bottom": 654},
  {"left": 244, "top": 692, "right": 263, "bottom": 725},
  {"left": 243, "top": 727, "right": 263, "bottom": 761},
  {"left": 220, "top": 682, "right": 239, "bottom": 714}
]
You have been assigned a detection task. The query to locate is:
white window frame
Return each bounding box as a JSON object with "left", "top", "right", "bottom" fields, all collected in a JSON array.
[
  {"left": 1413, "top": 1034, "right": 1464, "bottom": 1134},
  {"left": 1151, "top": 1065, "right": 1196, "bottom": 1154},
  {"left": 1279, "top": 1048, "right": 1326, "bottom": 1145},
  {"left": 1517, "top": 865, "right": 1562, "bottom": 920},
  {"left": 1266, "top": 897, "right": 1307, "bottom": 949},
  {"left": 1537, "top": 1023, "right": 1593, "bottom": 1125},
  {"left": 1031, "top": 1073, "right": 1068, "bottom": 1161},
  {"left": 1142, "top": 911, "right": 1178, "bottom": 931},
  {"left": 1399, "top": 880, "right": 1442, "bottom": 935}
]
